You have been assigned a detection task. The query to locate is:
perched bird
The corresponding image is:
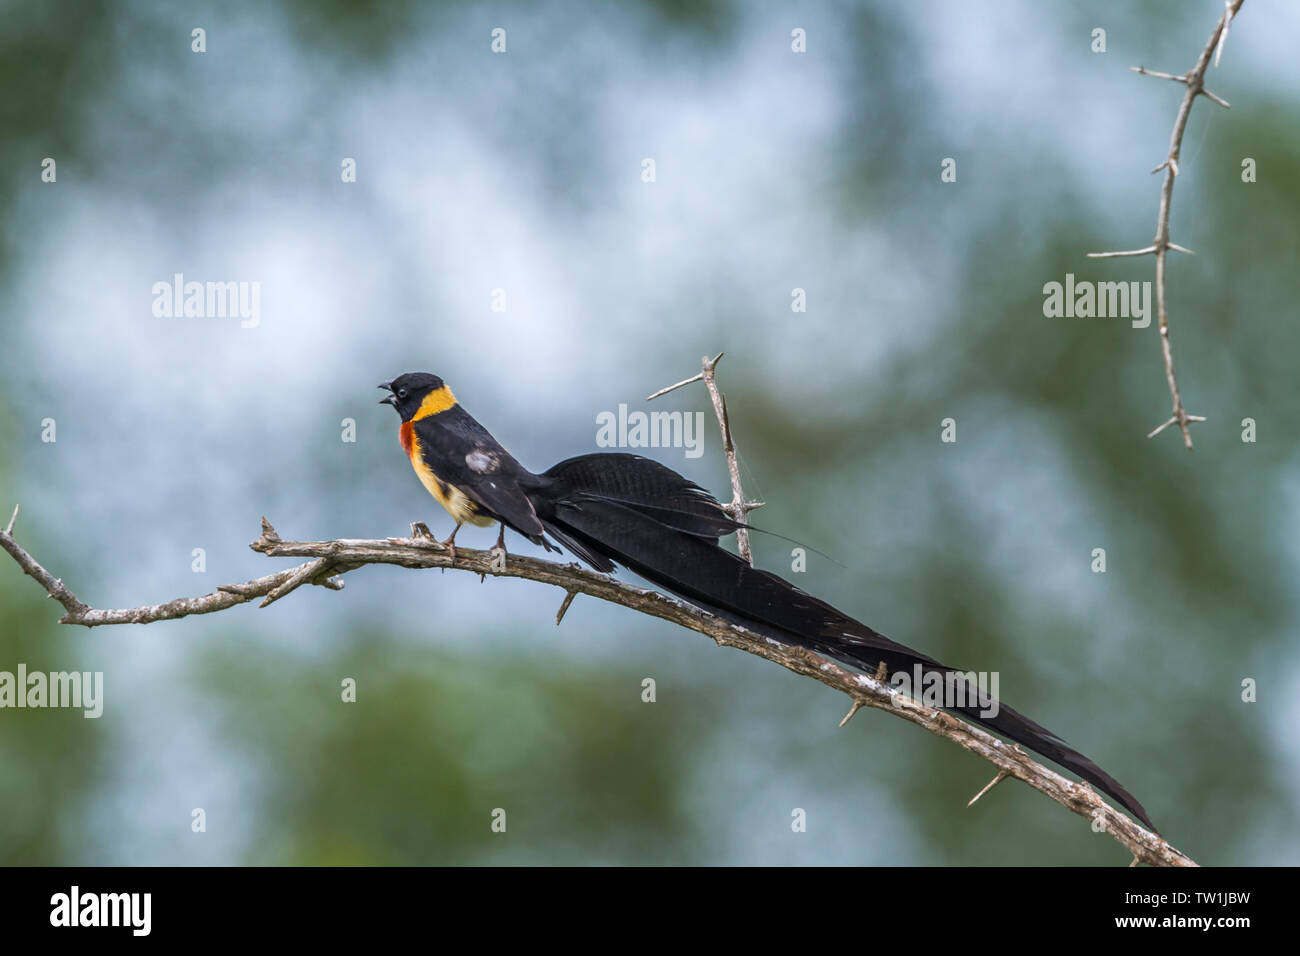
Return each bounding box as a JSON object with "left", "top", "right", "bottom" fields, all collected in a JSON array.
[{"left": 379, "top": 371, "right": 1157, "bottom": 832}]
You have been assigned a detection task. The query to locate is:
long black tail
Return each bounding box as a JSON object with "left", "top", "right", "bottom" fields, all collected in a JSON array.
[{"left": 529, "top": 452, "right": 1157, "bottom": 833}]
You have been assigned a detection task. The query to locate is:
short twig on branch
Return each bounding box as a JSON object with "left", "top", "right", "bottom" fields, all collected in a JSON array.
[
  {"left": 647, "top": 352, "right": 764, "bottom": 564},
  {"left": 1088, "top": 0, "right": 1244, "bottom": 448}
]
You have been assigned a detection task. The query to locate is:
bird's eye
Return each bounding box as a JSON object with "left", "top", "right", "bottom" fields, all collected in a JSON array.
[{"left": 398, "top": 389, "right": 408, "bottom": 399}]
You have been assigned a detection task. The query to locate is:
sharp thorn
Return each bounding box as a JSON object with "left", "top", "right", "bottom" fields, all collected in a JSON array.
[
  {"left": 555, "top": 589, "right": 578, "bottom": 625},
  {"left": 1147, "top": 416, "right": 1178, "bottom": 439},
  {"left": 967, "top": 770, "right": 1011, "bottom": 807},
  {"left": 839, "top": 701, "right": 862, "bottom": 727}
]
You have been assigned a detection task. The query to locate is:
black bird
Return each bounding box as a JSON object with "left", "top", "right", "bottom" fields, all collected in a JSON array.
[{"left": 379, "top": 371, "right": 1157, "bottom": 832}]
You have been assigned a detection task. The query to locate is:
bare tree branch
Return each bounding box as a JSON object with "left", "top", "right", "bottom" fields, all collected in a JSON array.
[
  {"left": 1089, "top": 0, "right": 1245, "bottom": 448},
  {"left": 0, "top": 506, "right": 1194, "bottom": 866}
]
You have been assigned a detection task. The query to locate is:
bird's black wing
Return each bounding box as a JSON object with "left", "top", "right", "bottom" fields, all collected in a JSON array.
[
  {"left": 529, "top": 452, "right": 1158, "bottom": 833},
  {"left": 412, "top": 409, "right": 549, "bottom": 543}
]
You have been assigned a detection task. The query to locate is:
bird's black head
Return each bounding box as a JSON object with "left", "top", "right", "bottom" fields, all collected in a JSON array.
[{"left": 378, "top": 372, "right": 449, "bottom": 422}]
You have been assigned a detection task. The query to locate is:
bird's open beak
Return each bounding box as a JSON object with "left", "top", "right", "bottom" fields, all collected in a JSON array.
[{"left": 378, "top": 382, "right": 395, "bottom": 406}]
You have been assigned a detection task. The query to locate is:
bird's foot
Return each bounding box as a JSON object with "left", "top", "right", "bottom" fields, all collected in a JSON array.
[
  {"left": 439, "top": 523, "right": 463, "bottom": 562},
  {"left": 408, "top": 521, "right": 458, "bottom": 561},
  {"left": 487, "top": 525, "right": 508, "bottom": 573}
]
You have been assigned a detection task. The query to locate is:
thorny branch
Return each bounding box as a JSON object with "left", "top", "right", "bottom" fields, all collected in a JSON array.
[
  {"left": 0, "top": 514, "right": 1195, "bottom": 865},
  {"left": 1089, "top": 0, "right": 1244, "bottom": 448},
  {"left": 1, "top": 354, "right": 1194, "bottom": 865},
  {"left": 647, "top": 352, "right": 764, "bottom": 564}
]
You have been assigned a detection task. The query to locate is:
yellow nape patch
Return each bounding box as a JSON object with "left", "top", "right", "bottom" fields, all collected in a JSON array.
[
  {"left": 412, "top": 385, "right": 457, "bottom": 421},
  {"left": 408, "top": 432, "right": 494, "bottom": 527}
]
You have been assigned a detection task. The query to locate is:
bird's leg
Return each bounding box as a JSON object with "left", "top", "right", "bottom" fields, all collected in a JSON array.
[
  {"left": 489, "top": 523, "right": 509, "bottom": 570},
  {"left": 439, "top": 522, "right": 462, "bottom": 561}
]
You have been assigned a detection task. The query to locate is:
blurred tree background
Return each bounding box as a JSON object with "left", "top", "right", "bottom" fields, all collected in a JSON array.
[{"left": 1, "top": 0, "right": 1296, "bottom": 864}]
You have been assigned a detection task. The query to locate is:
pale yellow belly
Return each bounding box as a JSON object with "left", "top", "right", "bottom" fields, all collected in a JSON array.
[{"left": 410, "top": 448, "right": 494, "bottom": 527}]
